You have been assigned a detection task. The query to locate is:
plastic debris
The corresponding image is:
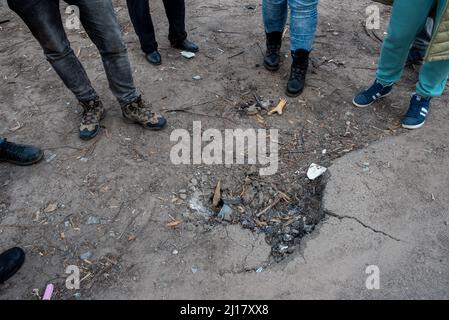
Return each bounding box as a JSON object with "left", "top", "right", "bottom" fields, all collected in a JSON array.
[
  {"left": 43, "top": 284, "right": 54, "bottom": 300},
  {"left": 181, "top": 51, "right": 195, "bottom": 59},
  {"left": 307, "top": 163, "right": 327, "bottom": 180}
]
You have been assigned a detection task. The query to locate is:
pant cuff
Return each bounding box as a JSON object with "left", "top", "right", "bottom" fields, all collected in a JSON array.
[
  {"left": 169, "top": 32, "right": 188, "bottom": 45},
  {"left": 118, "top": 91, "right": 141, "bottom": 107},
  {"left": 376, "top": 78, "right": 394, "bottom": 87}
]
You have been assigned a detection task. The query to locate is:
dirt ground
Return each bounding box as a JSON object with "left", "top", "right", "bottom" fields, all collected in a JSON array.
[{"left": 0, "top": 0, "right": 436, "bottom": 299}]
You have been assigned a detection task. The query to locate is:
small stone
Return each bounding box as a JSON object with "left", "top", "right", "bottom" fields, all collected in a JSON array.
[
  {"left": 172, "top": 249, "right": 179, "bottom": 255},
  {"left": 222, "top": 197, "right": 242, "bottom": 205},
  {"left": 304, "top": 224, "right": 314, "bottom": 233},
  {"left": 245, "top": 104, "right": 259, "bottom": 115},
  {"left": 278, "top": 245, "right": 289, "bottom": 254},
  {"left": 179, "top": 194, "right": 188, "bottom": 200},
  {"left": 283, "top": 234, "right": 293, "bottom": 242},
  {"left": 190, "top": 178, "right": 198, "bottom": 186},
  {"left": 218, "top": 205, "right": 233, "bottom": 222},
  {"left": 192, "top": 75, "right": 201, "bottom": 80},
  {"left": 191, "top": 266, "right": 198, "bottom": 274}
]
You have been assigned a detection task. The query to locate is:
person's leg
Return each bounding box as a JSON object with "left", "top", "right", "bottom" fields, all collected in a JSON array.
[
  {"left": 263, "top": 0, "right": 288, "bottom": 34},
  {"left": 70, "top": 0, "right": 167, "bottom": 131},
  {"left": 70, "top": 0, "right": 139, "bottom": 107},
  {"left": 417, "top": 0, "right": 449, "bottom": 98},
  {"left": 162, "top": 0, "right": 186, "bottom": 44},
  {"left": 407, "top": 17, "right": 434, "bottom": 66},
  {"left": 354, "top": 0, "right": 436, "bottom": 108},
  {"left": 126, "top": 0, "right": 158, "bottom": 54},
  {"left": 401, "top": 0, "right": 449, "bottom": 129},
  {"left": 262, "top": 0, "right": 288, "bottom": 71},
  {"left": 162, "top": 0, "right": 198, "bottom": 52},
  {"left": 7, "top": 0, "right": 97, "bottom": 103},
  {"left": 376, "top": 0, "right": 435, "bottom": 86},
  {"left": 285, "top": 0, "right": 318, "bottom": 97},
  {"left": 288, "top": 0, "right": 318, "bottom": 52}
]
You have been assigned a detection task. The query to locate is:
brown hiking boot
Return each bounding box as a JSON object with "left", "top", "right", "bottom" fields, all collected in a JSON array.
[
  {"left": 79, "top": 98, "right": 106, "bottom": 140},
  {"left": 121, "top": 96, "right": 167, "bottom": 130}
]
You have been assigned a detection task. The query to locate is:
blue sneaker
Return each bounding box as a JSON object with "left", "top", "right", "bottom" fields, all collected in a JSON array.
[
  {"left": 401, "top": 94, "right": 431, "bottom": 130},
  {"left": 353, "top": 80, "right": 393, "bottom": 108}
]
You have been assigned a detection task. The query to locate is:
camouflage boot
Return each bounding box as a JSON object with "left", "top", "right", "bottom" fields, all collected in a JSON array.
[
  {"left": 79, "top": 98, "right": 106, "bottom": 140},
  {"left": 121, "top": 96, "right": 167, "bottom": 130}
]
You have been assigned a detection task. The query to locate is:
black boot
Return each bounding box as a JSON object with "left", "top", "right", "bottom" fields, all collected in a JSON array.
[
  {"left": 0, "top": 139, "right": 44, "bottom": 166},
  {"left": 146, "top": 50, "right": 162, "bottom": 65},
  {"left": 264, "top": 31, "right": 282, "bottom": 71},
  {"left": 0, "top": 247, "right": 25, "bottom": 284},
  {"left": 286, "top": 49, "right": 310, "bottom": 97}
]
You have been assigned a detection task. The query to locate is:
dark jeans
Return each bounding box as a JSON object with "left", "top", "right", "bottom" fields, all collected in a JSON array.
[
  {"left": 7, "top": 0, "right": 139, "bottom": 106},
  {"left": 126, "top": 0, "right": 187, "bottom": 54},
  {"left": 408, "top": 17, "right": 434, "bottom": 62}
]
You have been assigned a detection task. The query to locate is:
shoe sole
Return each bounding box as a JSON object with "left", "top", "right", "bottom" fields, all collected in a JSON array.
[
  {"left": 352, "top": 91, "right": 392, "bottom": 108},
  {"left": 402, "top": 121, "right": 425, "bottom": 130},
  {"left": 146, "top": 59, "right": 162, "bottom": 66},
  {"left": 122, "top": 116, "right": 167, "bottom": 131},
  {"left": 79, "top": 110, "right": 107, "bottom": 141},
  {"left": 0, "top": 150, "right": 44, "bottom": 166},
  {"left": 264, "top": 62, "right": 280, "bottom": 72},
  {"left": 286, "top": 88, "right": 304, "bottom": 97}
]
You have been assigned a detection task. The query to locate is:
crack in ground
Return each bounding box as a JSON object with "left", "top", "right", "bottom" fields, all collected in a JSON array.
[{"left": 324, "top": 209, "right": 402, "bottom": 242}]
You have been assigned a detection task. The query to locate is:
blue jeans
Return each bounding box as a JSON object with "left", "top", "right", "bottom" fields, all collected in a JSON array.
[
  {"left": 262, "top": 0, "right": 318, "bottom": 51},
  {"left": 7, "top": 0, "right": 139, "bottom": 107},
  {"left": 0, "top": 138, "right": 5, "bottom": 147}
]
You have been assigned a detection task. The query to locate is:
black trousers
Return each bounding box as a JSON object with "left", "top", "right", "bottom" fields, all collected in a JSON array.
[{"left": 126, "top": 0, "right": 187, "bottom": 54}]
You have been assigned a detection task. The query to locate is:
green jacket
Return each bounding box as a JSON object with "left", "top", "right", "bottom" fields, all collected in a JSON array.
[{"left": 373, "top": 0, "right": 449, "bottom": 62}]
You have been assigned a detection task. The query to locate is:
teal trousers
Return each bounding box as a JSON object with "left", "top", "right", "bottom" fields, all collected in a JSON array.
[{"left": 376, "top": 0, "right": 449, "bottom": 97}]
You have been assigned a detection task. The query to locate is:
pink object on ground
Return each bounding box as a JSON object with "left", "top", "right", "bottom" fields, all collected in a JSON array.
[{"left": 43, "top": 284, "right": 54, "bottom": 300}]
